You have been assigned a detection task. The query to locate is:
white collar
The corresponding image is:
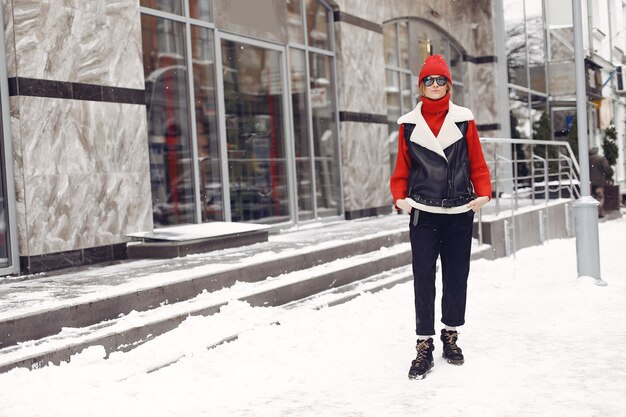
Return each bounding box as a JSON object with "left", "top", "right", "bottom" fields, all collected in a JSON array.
[{"left": 397, "top": 101, "right": 474, "bottom": 160}]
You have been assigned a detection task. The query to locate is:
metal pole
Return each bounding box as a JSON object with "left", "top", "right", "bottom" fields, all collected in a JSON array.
[{"left": 571, "top": 0, "right": 606, "bottom": 286}]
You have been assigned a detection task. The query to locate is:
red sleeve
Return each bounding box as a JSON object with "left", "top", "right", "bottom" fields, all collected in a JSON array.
[
  {"left": 466, "top": 120, "right": 492, "bottom": 199},
  {"left": 390, "top": 125, "right": 412, "bottom": 206}
]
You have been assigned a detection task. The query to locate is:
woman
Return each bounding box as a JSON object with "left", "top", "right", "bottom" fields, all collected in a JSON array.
[{"left": 390, "top": 54, "right": 492, "bottom": 380}]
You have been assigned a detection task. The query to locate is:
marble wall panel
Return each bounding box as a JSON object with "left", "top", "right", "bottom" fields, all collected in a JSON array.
[
  {"left": 2, "top": 0, "right": 17, "bottom": 78},
  {"left": 10, "top": 0, "right": 143, "bottom": 88},
  {"left": 23, "top": 172, "right": 152, "bottom": 256},
  {"left": 335, "top": 23, "right": 386, "bottom": 115},
  {"left": 340, "top": 122, "right": 390, "bottom": 211},
  {"left": 15, "top": 96, "right": 152, "bottom": 256}
]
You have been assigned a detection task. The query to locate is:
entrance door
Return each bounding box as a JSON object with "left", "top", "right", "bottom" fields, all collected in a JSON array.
[{"left": 219, "top": 36, "right": 293, "bottom": 224}]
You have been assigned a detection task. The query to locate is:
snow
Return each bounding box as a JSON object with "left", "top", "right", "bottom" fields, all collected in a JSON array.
[{"left": 1, "top": 217, "right": 625, "bottom": 417}]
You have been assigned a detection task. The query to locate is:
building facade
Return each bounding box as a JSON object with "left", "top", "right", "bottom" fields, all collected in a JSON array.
[{"left": 0, "top": 0, "right": 624, "bottom": 276}]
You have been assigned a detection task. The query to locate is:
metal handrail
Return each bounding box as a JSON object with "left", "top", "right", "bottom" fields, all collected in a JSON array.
[{"left": 475, "top": 137, "right": 580, "bottom": 254}]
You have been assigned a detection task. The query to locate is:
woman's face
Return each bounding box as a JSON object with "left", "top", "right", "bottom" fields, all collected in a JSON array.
[{"left": 421, "top": 74, "right": 448, "bottom": 100}]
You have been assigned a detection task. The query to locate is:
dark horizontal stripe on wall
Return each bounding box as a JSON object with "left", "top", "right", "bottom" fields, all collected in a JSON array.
[
  {"left": 333, "top": 11, "right": 383, "bottom": 33},
  {"left": 477, "top": 123, "right": 500, "bottom": 131},
  {"left": 345, "top": 205, "right": 393, "bottom": 221},
  {"left": 462, "top": 54, "right": 497, "bottom": 64},
  {"left": 19, "top": 243, "right": 128, "bottom": 275},
  {"left": 339, "top": 111, "right": 387, "bottom": 124},
  {"left": 8, "top": 77, "right": 145, "bottom": 105}
]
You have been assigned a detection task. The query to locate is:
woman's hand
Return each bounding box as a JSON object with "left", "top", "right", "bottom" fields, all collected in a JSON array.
[
  {"left": 467, "top": 196, "right": 489, "bottom": 212},
  {"left": 396, "top": 199, "right": 413, "bottom": 213}
]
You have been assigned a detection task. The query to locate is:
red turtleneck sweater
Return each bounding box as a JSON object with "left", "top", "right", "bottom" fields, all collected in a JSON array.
[{"left": 390, "top": 94, "right": 492, "bottom": 204}]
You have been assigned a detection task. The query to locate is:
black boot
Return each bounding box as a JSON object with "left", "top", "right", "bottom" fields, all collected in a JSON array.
[
  {"left": 408, "top": 338, "right": 434, "bottom": 380},
  {"left": 441, "top": 329, "right": 464, "bottom": 365}
]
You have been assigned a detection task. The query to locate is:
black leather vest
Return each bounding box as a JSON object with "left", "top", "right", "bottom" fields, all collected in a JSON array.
[{"left": 403, "top": 122, "right": 476, "bottom": 208}]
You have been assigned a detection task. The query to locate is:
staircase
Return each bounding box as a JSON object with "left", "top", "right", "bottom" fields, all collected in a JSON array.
[{"left": 0, "top": 215, "right": 422, "bottom": 373}]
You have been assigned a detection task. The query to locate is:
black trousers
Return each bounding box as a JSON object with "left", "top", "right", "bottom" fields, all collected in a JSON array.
[{"left": 409, "top": 209, "right": 475, "bottom": 336}]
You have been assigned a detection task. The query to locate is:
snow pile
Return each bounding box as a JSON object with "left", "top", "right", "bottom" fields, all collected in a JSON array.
[{"left": 0, "top": 218, "right": 625, "bottom": 417}]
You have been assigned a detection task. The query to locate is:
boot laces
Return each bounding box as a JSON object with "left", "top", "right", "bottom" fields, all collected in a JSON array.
[
  {"left": 415, "top": 339, "right": 432, "bottom": 363},
  {"left": 443, "top": 331, "right": 461, "bottom": 353}
]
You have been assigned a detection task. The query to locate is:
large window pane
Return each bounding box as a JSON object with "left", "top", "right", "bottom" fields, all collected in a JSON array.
[
  {"left": 287, "top": 0, "right": 305, "bottom": 44},
  {"left": 290, "top": 48, "right": 314, "bottom": 221},
  {"left": 401, "top": 73, "right": 413, "bottom": 112},
  {"left": 306, "top": 1, "right": 332, "bottom": 51},
  {"left": 310, "top": 52, "right": 340, "bottom": 217},
  {"left": 140, "top": 0, "right": 183, "bottom": 15},
  {"left": 504, "top": 0, "right": 528, "bottom": 87},
  {"left": 398, "top": 21, "right": 409, "bottom": 69},
  {"left": 190, "top": 0, "right": 212, "bottom": 22},
  {"left": 383, "top": 24, "right": 398, "bottom": 67},
  {"left": 191, "top": 26, "right": 222, "bottom": 221},
  {"left": 142, "top": 15, "right": 195, "bottom": 227},
  {"left": 526, "top": 0, "right": 547, "bottom": 93},
  {"left": 386, "top": 70, "right": 401, "bottom": 122},
  {"left": 509, "top": 88, "right": 531, "bottom": 185},
  {"left": 222, "top": 40, "right": 291, "bottom": 223}
]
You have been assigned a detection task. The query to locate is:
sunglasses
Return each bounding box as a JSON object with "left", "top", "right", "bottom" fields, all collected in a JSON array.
[{"left": 423, "top": 76, "right": 448, "bottom": 87}]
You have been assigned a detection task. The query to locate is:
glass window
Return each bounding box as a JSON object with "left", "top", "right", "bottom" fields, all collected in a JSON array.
[
  {"left": 398, "top": 21, "right": 409, "bottom": 69},
  {"left": 306, "top": 1, "right": 332, "bottom": 51},
  {"left": 386, "top": 70, "right": 401, "bottom": 123},
  {"left": 450, "top": 44, "right": 463, "bottom": 84},
  {"left": 526, "top": 0, "right": 547, "bottom": 93},
  {"left": 191, "top": 26, "right": 222, "bottom": 221},
  {"left": 504, "top": 0, "right": 528, "bottom": 87},
  {"left": 509, "top": 88, "right": 531, "bottom": 183},
  {"left": 289, "top": 48, "right": 314, "bottom": 221},
  {"left": 222, "top": 40, "right": 291, "bottom": 223},
  {"left": 287, "top": 0, "right": 305, "bottom": 45},
  {"left": 142, "top": 15, "right": 196, "bottom": 227},
  {"left": 190, "top": 0, "right": 212, "bottom": 22},
  {"left": 401, "top": 73, "right": 413, "bottom": 111},
  {"left": 140, "top": 0, "right": 183, "bottom": 15},
  {"left": 309, "top": 52, "right": 341, "bottom": 217},
  {"left": 383, "top": 23, "right": 398, "bottom": 67}
]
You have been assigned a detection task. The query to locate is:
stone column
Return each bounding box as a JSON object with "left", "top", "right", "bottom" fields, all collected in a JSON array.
[{"left": 2, "top": 0, "right": 152, "bottom": 272}]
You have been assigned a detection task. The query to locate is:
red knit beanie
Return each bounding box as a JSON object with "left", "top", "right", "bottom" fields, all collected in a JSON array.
[{"left": 418, "top": 54, "right": 451, "bottom": 84}]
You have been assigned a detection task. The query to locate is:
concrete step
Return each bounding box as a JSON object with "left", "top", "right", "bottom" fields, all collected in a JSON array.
[{"left": 0, "top": 241, "right": 412, "bottom": 373}]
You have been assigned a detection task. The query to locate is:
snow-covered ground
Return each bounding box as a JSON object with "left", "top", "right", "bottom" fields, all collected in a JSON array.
[{"left": 1, "top": 217, "right": 625, "bottom": 417}]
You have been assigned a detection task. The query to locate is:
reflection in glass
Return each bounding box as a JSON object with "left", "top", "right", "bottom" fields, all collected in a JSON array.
[
  {"left": 450, "top": 45, "right": 463, "bottom": 83},
  {"left": 398, "top": 21, "right": 409, "bottom": 69},
  {"left": 142, "top": 15, "right": 196, "bottom": 227},
  {"left": 309, "top": 52, "right": 341, "bottom": 217},
  {"left": 386, "top": 70, "right": 401, "bottom": 122},
  {"left": 402, "top": 73, "right": 413, "bottom": 111},
  {"left": 287, "top": 0, "right": 305, "bottom": 44},
  {"left": 222, "top": 40, "right": 291, "bottom": 223},
  {"left": 190, "top": 0, "right": 212, "bottom": 22},
  {"left": 289, "top": 48, "right": 314, "bottom": 221},
  {"left": 306, "top": 1, "right": 331, "bottom": 50},
  {"left": 383, "top": 23, "right": 398, "bottom": 67},
  {"left": 526, "top": 0, "right": 547, "bottom": 93},
  {"left": 140, "top": 0, "right": 183, "bottom": 15},
  {"left": 509, "top": 88, "right": 531, "bottom": 185},
  {"left": 191, "top": 26, "right": 222, "bottom": 221},
  {"left": 388, "top": 123, "right": 400, "bottom": 182},
  {"left": 504, "top": 0, "right": 528, "bottom": 87}
]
